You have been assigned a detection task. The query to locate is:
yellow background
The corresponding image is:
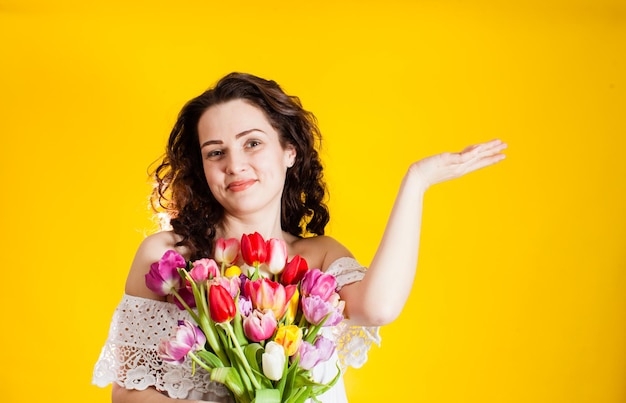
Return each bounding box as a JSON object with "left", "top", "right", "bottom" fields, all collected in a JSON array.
[{"left": 1, "top": 1, "right": 625, "bottom": 402}]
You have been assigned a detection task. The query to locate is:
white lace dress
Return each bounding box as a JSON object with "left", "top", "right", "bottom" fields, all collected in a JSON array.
[{"left": 92, "top": 257, "right": 380, "bottom": 402}]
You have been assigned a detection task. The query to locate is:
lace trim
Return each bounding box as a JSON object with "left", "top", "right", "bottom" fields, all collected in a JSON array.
[
  {"left": 326, "top": 257, "right": 381, "bottom": 370},
  {"left": 92, "top": 257, "right": 380, "bottom": 397},
  {"left": 91, "top": 294, "right": 231, "bottom": 400}
]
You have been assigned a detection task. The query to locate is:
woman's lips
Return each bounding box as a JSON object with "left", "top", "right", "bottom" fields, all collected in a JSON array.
[{"left": 227, "top": 179, "right": 256, "bottom": 192}]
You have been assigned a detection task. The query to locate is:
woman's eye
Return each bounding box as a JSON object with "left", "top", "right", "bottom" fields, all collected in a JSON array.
[
  {"left": 206, "top": 150, "right": 223, "bottom": 159},
  {"left": 246, "top": 140, "right": 262, "bottom": 148}
]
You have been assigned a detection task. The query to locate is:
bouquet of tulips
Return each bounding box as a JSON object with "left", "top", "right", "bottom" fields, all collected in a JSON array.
[{"left": 145, "top": 232, "right": 345, "bottom": 403}]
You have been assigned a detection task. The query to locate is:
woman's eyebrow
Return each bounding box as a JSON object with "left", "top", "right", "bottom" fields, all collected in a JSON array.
[{"left": 200, "top": 128, "right": 266, "bottom": 149}]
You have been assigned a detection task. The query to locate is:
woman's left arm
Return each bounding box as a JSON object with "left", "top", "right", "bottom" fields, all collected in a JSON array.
[{"left": 339, "top": 139, "right": 507, "bottom": 326}]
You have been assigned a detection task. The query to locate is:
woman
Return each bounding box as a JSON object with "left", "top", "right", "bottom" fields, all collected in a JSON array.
[{"left": 93, "top": 72, "right": 507, "bottom": 402}]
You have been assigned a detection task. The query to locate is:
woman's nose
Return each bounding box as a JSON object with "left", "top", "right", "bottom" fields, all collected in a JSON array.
[{"left": 225, "top": 150, "right": 247, "bottom": 174}]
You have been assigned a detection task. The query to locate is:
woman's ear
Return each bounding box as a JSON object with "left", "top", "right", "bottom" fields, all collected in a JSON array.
[{"left": 285, "top": 145, "right": 296, "bottom": 168}]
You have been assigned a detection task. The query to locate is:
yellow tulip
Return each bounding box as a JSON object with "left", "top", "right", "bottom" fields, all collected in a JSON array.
[
  {"left": 224, "top": 265, "right": 242, "bottom": 277},
  {"left": 274, "top": 324, "right": 302, "bottom": 356},
  {"left": 284, "top": 288, "right": 300, "bottom": 325}
]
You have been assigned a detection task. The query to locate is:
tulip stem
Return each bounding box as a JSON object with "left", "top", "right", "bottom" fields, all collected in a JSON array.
[
  {"left": 199, "top": 287, "right": 231, "bottom": 365},
  {"left": 187, "top": 351, "right": 213, "bottom": 373},
  {"left": 220, "top": 322, "right": 262, "bottom": 390},
  {"left": 171, "top": 288, "right": 200, "bottom": 324},
  {"left": 177, "top": 269, "right": 231, "bottom": 365},
  {"left": 305, "top": 313, "right": 331, "bottom": 344}
]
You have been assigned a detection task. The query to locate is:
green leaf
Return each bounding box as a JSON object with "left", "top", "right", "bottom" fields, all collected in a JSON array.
[
  {"left": 283, "top": 387, "right": 310, "bottom": 403},
  {"left": 309, "top": 362, "right": 342, "bottom": 396},
  {"left": 210, "top": 367, "right": 250, "bottom": 403},
  {"left": 252, "top": 388, "right": 281, "bottom": 403},
  {"left": 243, "top": 344, "right": 264, "bottom": 373},
  {"left": 233, "top": 311, "right": 249, "bottom": 346},
  {"left": 282, "top": 357, "right": 301, "bottom": 399},
  {"left": 196, "top": 350, "right": 225, "bottom": 368},
  {"left": 231, "top": 354, "right": 254, "bottom": 396}
]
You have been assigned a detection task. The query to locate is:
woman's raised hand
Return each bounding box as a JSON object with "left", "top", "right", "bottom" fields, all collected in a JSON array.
[{"left": 408, "top": 139, "right": 507, "bottom": 190}]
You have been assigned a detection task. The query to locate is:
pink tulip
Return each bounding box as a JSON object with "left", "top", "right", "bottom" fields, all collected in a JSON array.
[
  {"left": 214, "top": 238, "right": 239, "bottom": 265},
  {"left": 244, "top": 278, "right": 296, "bottom": 320},
  {"left": 208, "top": 284, "right": 237, "bottom": 323},
  {"left": 158, "top": 320, "right": 206, "bottom": 365},
  {"left": 215, "top": 275, "right": 242, "bottom": 298},
  {"left": 145, "top": 250, "right": 186, "bottom": 296},
  {"left": 301, "top": 295, "right": 344, "bottom": 327},
  {"left": 266, "top": 238, "right": 287, "bottom": 275},
  {"left": 280, "top": 255, "right": 308, "bottom": 285},
  {"left": 243, "top": 309, "right": 278, "bottom": 342},
  {"left": 189, "top": 258, "right": 219, "bottom": 282},
  {"left": 301, "top": 269, "right": 337, "bottom": 301},
  {"left": 240, "top": 232, "right": 267, "bottom": 267}
]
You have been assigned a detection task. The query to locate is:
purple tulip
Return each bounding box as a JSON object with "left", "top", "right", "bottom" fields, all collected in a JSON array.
[
  {"left": 314, "top": 335, "right": 335, "bottom": 362},
  {"left": 297, "top": 335, "right": 335, "bottom": 370},
  {"left": 238, "top": 295, "right": 253, "bottom": 317},
  {"left": 173, "top": 286, "right": 196, "bottom": 310},
  {"left": 158, "top": 320, "right": 206, "bottom": 365},
  {"left": 301, "top": 295, "right": 344, "bottom": 327},
  {"left": 301, "top": 269, "right": 337, "bottom": 301},
  {"left": 145, "top": 250, "right": 186, "bottom": 296}
]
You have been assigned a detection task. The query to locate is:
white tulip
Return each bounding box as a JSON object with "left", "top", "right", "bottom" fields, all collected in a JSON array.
[{"left": 262, "top": 342, "right": 286, "bottom": 381}]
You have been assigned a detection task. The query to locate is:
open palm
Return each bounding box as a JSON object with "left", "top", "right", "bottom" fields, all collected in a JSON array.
[{"left": 408, "top": 139, "right": 507, "bottom": 189}]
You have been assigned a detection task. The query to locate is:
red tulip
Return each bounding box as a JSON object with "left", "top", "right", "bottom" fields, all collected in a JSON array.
[
  {"left": 241, "top": 232, "right": 267, "bottom": 267},
  {"left": 208, "top": 284, "right": 237, "bottom": 323},
  {"left": 280, "top": 255, "right": 308, "bottom": 285}
]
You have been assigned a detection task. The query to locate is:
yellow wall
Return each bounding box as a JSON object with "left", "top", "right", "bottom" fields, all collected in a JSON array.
[{"left": 1, "top": 1, "right": 624, "bottom": 402}]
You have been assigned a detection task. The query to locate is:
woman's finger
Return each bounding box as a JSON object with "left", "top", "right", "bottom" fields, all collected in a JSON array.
[
  {"left": 460, "top": 139, "right": 507, "bottom": 163},
  {"left": 463, "top": 151, "right": 507, "bottom": 173}
]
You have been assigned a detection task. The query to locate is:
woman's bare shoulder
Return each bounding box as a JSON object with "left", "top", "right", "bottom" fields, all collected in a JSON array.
[
  {"left": 124, "top": 230, "right": 185, "bottom": 300},
  {"left": 291, "top": 235, "right": 354, "bottom": 271}
]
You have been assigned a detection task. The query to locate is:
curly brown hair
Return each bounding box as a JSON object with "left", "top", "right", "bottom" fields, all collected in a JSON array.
[{"left": 151, "top": 72, "right": 329, "bottom": 259}]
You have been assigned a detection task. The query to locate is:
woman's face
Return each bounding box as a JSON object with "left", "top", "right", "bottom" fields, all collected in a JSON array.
[{"left": 197, "top": 99, "right": 296, "bottom": 217}]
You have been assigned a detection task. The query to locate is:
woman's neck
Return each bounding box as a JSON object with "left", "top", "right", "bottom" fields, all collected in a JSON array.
[{"left": 217, "top": 211, "right": 286, "bottom": 241}]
